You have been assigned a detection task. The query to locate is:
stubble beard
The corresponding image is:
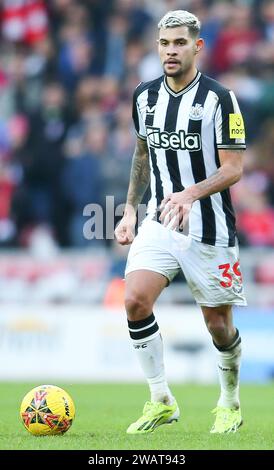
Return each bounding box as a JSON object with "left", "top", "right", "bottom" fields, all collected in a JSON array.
[
  {"left": 164, "top": 67, "right": 184, "bottom": 78},
  {"left": 163, "top": 61, "right": 192, "bottom": 78}
]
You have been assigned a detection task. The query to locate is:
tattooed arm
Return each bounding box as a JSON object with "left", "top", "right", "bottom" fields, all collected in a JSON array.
[
  {"left": 186, "top": 149, "right": 243, "bottom": 200},
  {"left": 115, "top": 137, "right": 150, "bottom": 245},
  {"left": 126, "top": 137, "right": 150, "bottom": 212},
  {"left": 160, "top": 149, "right": 244, "bottom": 230}
]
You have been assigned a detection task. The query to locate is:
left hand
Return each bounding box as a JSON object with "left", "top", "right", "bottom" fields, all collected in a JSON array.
[{"left": 159, "top": 190, "right": 194, "bottom": 230}]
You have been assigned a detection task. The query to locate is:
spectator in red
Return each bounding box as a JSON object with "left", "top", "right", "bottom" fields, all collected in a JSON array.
[
  {"left": 211, "top": 4, "right": 261, "bottom": 74},
  {"left": 1, "top": 0, "right": 48, "bottom": 45}
]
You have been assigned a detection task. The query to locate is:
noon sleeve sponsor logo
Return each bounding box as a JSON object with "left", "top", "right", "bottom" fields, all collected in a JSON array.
[
  {"left": 146, "top": 126, "right": 201, "bottom": 151},
  {"left": 229, "top": 113, "right": 245, "bottom": 139}
]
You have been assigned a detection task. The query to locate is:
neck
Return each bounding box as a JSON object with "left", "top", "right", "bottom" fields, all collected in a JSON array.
[{"left": 166, "top": 67, "right": 198, "bottom": 93}]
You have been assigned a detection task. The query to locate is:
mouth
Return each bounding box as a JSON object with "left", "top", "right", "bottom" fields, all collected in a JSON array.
[{"left": 164, "top": 60, "right": 180, "bottom": 68}]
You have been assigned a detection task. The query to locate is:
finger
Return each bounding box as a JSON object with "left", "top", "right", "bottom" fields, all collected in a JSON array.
[
  {"left": 120, "top": 239, "right": 130, "bottom": 246},
  {"left": 119, "top": 240, "right": 129, "bottom": 245},
  {"left": 159, "top": 201, "right": 173, "bottom": 221},
  {"left": 179, "top": 205, "right": 191, "bottom": 229},
  {"left": 171, "top": 207, "right": 185, "bottom": 230},
  {"left": 126, "top": 233, "right": 134, "bottom": 244},
  {"left": 163, "top": 208, "right": 175, "bottom": 227},
  {"left": 159, "top": 194, "right": 172, "bottom": 211},
  {"left": 170, "top": 211, "right": 181, "bottom": 230},
  {"left": 160, "top": 194, "right": 171, "bottom": 210},
  {"left": 118, "top": 232, "right": 131, "bottom": 245},
  {"left": 125, "top": 227, "right": 134, "bottom": 243},
  {"left": 116, "top": 234, "right": 127, "bottom": 244},
  {"left": 163, "top": 206, "right": 179, "bottom": 228},
  {"left": 114, "top": 228, "right": 124, "bottom": 241},
  {"left": 115, "top": 227, "right": 127, "bottom": 244},
  {"left": 170, "top": 205, "right": 183, "bottom": 230}
]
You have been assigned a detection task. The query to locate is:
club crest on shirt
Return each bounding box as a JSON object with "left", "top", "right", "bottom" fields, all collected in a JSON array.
[{"left": 189, "top": 103, "right": 204, "bottom": 120}]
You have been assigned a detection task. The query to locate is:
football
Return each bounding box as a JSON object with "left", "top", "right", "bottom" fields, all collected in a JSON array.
[{"left": 20, "top": 384, "right": 75, "bottom": 436}]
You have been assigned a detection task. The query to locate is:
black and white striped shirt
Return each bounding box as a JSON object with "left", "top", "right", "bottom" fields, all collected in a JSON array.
[{"left": 132, "top": 71, "right": 246, "bottom": 247}]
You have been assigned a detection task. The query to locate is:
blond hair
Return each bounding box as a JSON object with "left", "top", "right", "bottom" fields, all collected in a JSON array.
[{"left": 158, "top": 10, "right": 201, "bottom": 37}]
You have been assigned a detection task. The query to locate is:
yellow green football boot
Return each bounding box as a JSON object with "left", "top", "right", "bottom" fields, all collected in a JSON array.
[
  {"left": 210, "top": 406, "right": 243, "bottom": 434},
  {"left": 127, "top": 400, "right": 179, "bottom": 434}
]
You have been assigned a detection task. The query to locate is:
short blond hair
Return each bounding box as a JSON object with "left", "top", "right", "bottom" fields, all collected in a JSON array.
[{"left": 158, "top": 10, "right": 201, "bottom": 37}]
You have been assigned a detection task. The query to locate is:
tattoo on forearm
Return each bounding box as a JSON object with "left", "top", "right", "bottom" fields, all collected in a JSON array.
[
  {"left": 127, "top": 138, "right": 150, "bottom": 210},
  {"left": 195, "top": 164, "right": 241, "bottom": 200},
  {"left": 197, "top": 169, "right": 227, "bottom": 197}
]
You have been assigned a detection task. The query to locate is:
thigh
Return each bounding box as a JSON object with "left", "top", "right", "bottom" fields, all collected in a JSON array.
[
  {"left": 125, "top": 270, "right": 168, "bottom": 304},
  {"left": 179, "top": 240, "right": 247, "bottom": 307},
  {"left": 125, "top": 220, "right": 181, "bottom": 284}
]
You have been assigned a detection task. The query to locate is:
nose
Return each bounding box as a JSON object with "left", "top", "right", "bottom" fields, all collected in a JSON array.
[{"left": 166, "top": 45, "right": 178, "bottom": 56}]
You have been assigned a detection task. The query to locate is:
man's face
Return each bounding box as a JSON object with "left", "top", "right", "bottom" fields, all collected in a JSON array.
[{"left": 158, "top": 26, "right": 199, "bottom": 77}]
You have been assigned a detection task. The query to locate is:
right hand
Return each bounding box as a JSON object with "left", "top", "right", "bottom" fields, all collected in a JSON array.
[{"left": 115, "top": 214, "right": 136, "bottom": 245}]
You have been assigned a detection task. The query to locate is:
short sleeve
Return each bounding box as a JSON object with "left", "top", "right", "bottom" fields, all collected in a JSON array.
[
  {"left": 132, "top": 86, "right": 147, "bottom": 140},
  {"left": 214, "top": 90, "right": 246, "bottom": 149}
]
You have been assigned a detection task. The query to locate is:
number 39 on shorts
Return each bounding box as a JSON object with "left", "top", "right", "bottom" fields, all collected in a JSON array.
[{"left": 218, "top": 262, "right": 242, "bottom": 288}]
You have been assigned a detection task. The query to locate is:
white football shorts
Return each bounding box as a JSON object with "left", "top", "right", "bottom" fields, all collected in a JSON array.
[{"left": 125, "top": 220, "right": 247, "bottom": 307}]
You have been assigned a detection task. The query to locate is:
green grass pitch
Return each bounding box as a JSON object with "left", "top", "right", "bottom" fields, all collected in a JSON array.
[{"left": 0, "top": 383, "right": 273, "bottom": 450}]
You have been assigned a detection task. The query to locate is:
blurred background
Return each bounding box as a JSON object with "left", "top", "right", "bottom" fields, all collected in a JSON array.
[{"left": 0, "top": 0, "right": 273, "bottom": 384}]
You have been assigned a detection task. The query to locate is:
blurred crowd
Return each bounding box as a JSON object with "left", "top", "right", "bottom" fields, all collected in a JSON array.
[{"left": 0, "top": 0, "right": 274, "bottom": 250}]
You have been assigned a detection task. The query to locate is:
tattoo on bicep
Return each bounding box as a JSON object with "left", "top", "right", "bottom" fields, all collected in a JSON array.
[{"left": 127, "top": 139, "right": 150, "bottom": 209}]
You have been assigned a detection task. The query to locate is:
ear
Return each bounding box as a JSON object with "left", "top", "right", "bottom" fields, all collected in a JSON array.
[{"left": 195, "top": 38, "right": 204, "bottom": 53}]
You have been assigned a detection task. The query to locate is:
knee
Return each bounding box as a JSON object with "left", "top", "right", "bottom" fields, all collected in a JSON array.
[
  {"left": 205, "top": 317, "right": 229, "bottom": 341},
  {"left": 203, "top": 306, "right": 235, "bottom": 345},
  {"left": 125, "top": 293, "right": 152, "bottom": 321}
]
